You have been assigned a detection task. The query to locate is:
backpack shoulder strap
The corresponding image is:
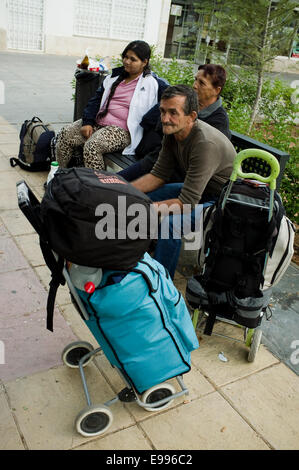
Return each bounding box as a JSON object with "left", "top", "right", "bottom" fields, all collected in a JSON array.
[
  {"left": 39, "top": 239, "right": 66, "bottom": 332},
  {"left": 10, "top": 157, "right": 49, "bottom": 172}
]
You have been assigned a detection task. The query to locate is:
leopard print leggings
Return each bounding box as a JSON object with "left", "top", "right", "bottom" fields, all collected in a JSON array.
[{"left": 56, "top": 119, "right": 131, "bottom": 170}]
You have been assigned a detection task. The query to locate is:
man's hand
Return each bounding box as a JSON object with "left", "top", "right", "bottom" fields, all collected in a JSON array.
[
  {"left": 153, "top": 199, "right": 183, "bottom": 215},
  {"left": 80, "top": 125, "right": 93, "bottom": 139},
  {"left": 131, "top": 173, "right": 164, "bottom": 193}
]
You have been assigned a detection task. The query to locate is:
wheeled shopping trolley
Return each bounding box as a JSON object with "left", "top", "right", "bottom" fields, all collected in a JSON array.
[
  {"left": 186, "top": 149, "right": 282, "bottom": 362},
  {"left": 17, "top": 180, "right": 194, "bottom": 437}
]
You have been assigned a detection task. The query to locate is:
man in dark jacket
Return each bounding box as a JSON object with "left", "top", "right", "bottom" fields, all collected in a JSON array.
[{"left": 118, "top": 64, "right": 231, "bottom": 182}]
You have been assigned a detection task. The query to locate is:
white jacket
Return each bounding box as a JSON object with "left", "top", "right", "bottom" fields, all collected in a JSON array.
[{"left": 99, "top": 73, "right": 160, "bottom": 155}]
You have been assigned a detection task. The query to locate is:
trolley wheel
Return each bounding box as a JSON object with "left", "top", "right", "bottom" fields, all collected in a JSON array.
[
  {"left": 141, "top": 383, "right": 176, "bottom": 412},
  {"left": 75, "top": 405, "right": 113, "bottom": 437},
  {"left": 61, "top": 341, "right": 94, "bottom": 368},
  {"left": 247, "top": 328, "right": 263, "bottom": 362}
]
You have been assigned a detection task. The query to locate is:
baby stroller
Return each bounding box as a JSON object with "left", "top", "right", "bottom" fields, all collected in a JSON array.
[
  {"left": 17, "top": 174, "right": 197, "bottom": 437},
  {"left": 186, "top": 149, "right": 286, "bottom": 362}
]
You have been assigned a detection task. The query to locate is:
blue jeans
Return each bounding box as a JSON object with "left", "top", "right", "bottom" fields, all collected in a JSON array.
[{"left": 147, "top": 184, "right": 215, "bottom": 279}]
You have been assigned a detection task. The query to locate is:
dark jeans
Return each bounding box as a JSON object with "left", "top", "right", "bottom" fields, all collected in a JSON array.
[{"left": 118, "top": 161, "right": 145, "bottom": 182}]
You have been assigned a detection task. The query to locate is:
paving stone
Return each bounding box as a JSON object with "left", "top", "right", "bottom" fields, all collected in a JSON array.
[
  {"left": 0, "top": 124, "right": 18, "bottom": 134},
  {"left": 0, "top": 304, "right": 77, "bottom": 382},
  {"left": 0, "top": 262, "right": 78, "bottom": 381},
  {"left": 4, "top": 365, "right": 134, "bottom": 450},
  {"left": 0, "top": 218, "right": 10, "bottom": 239},
  {"left": 0, "top": 133, "right": 19, "bottom": 144},
  {"left": 191, "top": 321, "right": 279, "bottom": 387},
  {"left": 14, "top": 168, "right": 48, "bottom": 189},
  {"left": 94, "top": 352, "right": 214, "bottom": 422},
  {"left": 0, "top": 143, "right": 19, "bottom": 157},
  {"left": 0, "top": 152, "right": 15, "bottom": 172},
  {"left": 74, "top": 425, "right": 153, "bottom": 450},
  {"left": 15, "top": 233, "right": 46, "bottom": 267},
  {"left": 0, "top": 170, "right": 22, "bottom": 190},
  {"left": 139, "top": 392, "right": 269, "bottom": 450},
  {"left": 0, "top": 237, "right": 29, "bottom": 273},
  {"left": 0, "top": 386, "right": 25, "bottom": 449},
  {"left": 0, "top": 268, "right": 47, "bottom": 318},
  {"left": 0, "top": 209, "right": 35, "bottom": 236},
  {"left": 222, "top": 363, "right": 299, "bottom": 450}
]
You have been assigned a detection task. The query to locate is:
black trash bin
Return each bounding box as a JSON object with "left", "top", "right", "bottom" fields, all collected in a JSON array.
[{"left": 73, "top": 69, "right": 107, "bottom": 122}]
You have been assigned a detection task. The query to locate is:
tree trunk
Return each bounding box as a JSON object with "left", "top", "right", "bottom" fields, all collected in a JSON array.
[
  {"left": 248, "top": 69, "right": 263, "bottom": 133},
  {"left": 224, "top": 37, "right": 231, "bottom": 64},
  {"left": 194, "top": 14, "right": 205, "bottom": 62},
  {"left": 248, "top": 0, "right": 272, "bottom": 133},
  {"left": 204, "top": 0, "right": 216, "bottom": 63}
]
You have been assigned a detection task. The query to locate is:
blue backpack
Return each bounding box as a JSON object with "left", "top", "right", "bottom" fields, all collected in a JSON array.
[{"left": 76, "top": 253, "right": 199, "bottom": 394}]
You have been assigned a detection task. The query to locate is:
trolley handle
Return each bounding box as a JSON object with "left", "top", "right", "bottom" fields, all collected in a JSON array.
[{"left": 230, "top": 149, "right": 280, "bottom": 190}]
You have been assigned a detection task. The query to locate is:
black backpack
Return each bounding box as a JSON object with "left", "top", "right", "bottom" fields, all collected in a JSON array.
[
  {"left": 186, "top": 178, "right": 294, "bottom": 330},
  {"left": 199, "top": 179, "right": 285, "bottom": 297},
  {"left": 40, "top": 167, "right": 157, "bottom": 271},
  {"left": 10, "top": 116, "right": 55, "bottom": 172}
]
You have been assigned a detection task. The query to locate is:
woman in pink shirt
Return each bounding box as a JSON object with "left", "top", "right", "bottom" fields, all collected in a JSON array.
[{"left": 56, "top": 40, "right": 168, "bottom": 170}]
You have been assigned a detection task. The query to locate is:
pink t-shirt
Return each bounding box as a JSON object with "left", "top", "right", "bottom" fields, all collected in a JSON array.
[{"left": 96, "top": 77, "right": 139, "bottom": 130}]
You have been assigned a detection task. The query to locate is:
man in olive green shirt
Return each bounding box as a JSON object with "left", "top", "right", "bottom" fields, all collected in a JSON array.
[{"left": 132, "top": 84, "right": 236, "bottom": 278}]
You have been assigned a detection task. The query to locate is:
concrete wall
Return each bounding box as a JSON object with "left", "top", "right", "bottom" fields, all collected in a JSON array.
[
  {"left": 0, "top": 0, "right": 7, "bottom": 50},
  {"left": 0, "top": 0, "right": 171, "bottom": 57}
]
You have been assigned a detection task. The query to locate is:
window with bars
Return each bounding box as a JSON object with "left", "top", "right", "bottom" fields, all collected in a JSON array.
[
  {"left": 73, "top": 0, "right": 148, "bottom": 40},
  {"left": 7, "top": 0, "right": 44, "bottom": 51}
]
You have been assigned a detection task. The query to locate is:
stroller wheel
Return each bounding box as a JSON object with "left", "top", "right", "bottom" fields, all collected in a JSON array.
[
  {"left": 141, "top": 383, "right": 176, "bottom": 412},
  {"left": 61, "top": 341, "right": 94, "bottom": 368},
  {"left": 247, "top": 328, "right": 262, "bottom": 362},
  {"left": 75, "top": 405, "right": 113, "bottom": 437}
]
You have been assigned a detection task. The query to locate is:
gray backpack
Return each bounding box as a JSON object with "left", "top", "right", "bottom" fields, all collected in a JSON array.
[{"left": 10, "top": 116, "right": 55, "bottom": 172}]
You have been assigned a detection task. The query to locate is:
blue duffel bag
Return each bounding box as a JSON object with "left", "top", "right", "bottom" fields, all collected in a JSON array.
[{"left": 75, "top": 253, "right": 199, "bottom": 394}]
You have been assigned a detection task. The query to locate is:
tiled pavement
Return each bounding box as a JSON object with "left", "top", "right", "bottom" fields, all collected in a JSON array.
[{"left": 0, "top": 117, "right": 299, "bottom": 451}]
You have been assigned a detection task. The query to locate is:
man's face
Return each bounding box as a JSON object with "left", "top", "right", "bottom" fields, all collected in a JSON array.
[
  {"left": 193, "top": 70, "right": 220, "bottom": 106},
  {"left": 160, "top": 95, "right": 193, "bottom": 138}
]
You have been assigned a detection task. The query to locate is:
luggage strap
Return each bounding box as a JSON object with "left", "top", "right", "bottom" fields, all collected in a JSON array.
[
  {"left": 40, "top": 239, "right": 65, "bottom": 332},
  {"left": 10, "top": 157, "right": 49, "bottom": 172}
]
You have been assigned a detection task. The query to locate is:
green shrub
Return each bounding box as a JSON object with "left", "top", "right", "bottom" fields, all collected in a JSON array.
[
  {"left": 149, "top": 47, "right": 195, "bottom": 86},
  {"left": 222, "top": 67, "right": 258, "bottom": 108},
  {"left": 224, "top": 70, "right": 298, "bottom": 223}
]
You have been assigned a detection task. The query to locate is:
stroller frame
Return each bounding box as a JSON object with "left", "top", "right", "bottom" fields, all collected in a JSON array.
[
  {"left": 190, "top": 149, "right": 280, "bottom": 362},
  {"left": 17, "top": 179, "right": 190, "bottom": 438}
]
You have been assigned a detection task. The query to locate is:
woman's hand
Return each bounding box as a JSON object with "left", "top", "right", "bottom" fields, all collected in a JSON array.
[{"left": 80, "top": 125, "right": 93, "bottom": 139}]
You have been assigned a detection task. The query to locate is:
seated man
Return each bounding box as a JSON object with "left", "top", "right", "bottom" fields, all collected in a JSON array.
[
  {"left": 131, "top": 84, "right": 236, "bottom": 279},
  {"left": 119, "top": 63, "right": 231, "bottom": 182}
]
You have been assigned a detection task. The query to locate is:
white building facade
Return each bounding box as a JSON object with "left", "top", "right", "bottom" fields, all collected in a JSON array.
[{"left": 0, "top": 0, "right": 171, "bottom": 57}]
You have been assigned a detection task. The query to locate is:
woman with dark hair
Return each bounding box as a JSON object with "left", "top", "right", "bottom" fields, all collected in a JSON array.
[{"left": 56, "top": 40, "right": 168, "bottom": 170}]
